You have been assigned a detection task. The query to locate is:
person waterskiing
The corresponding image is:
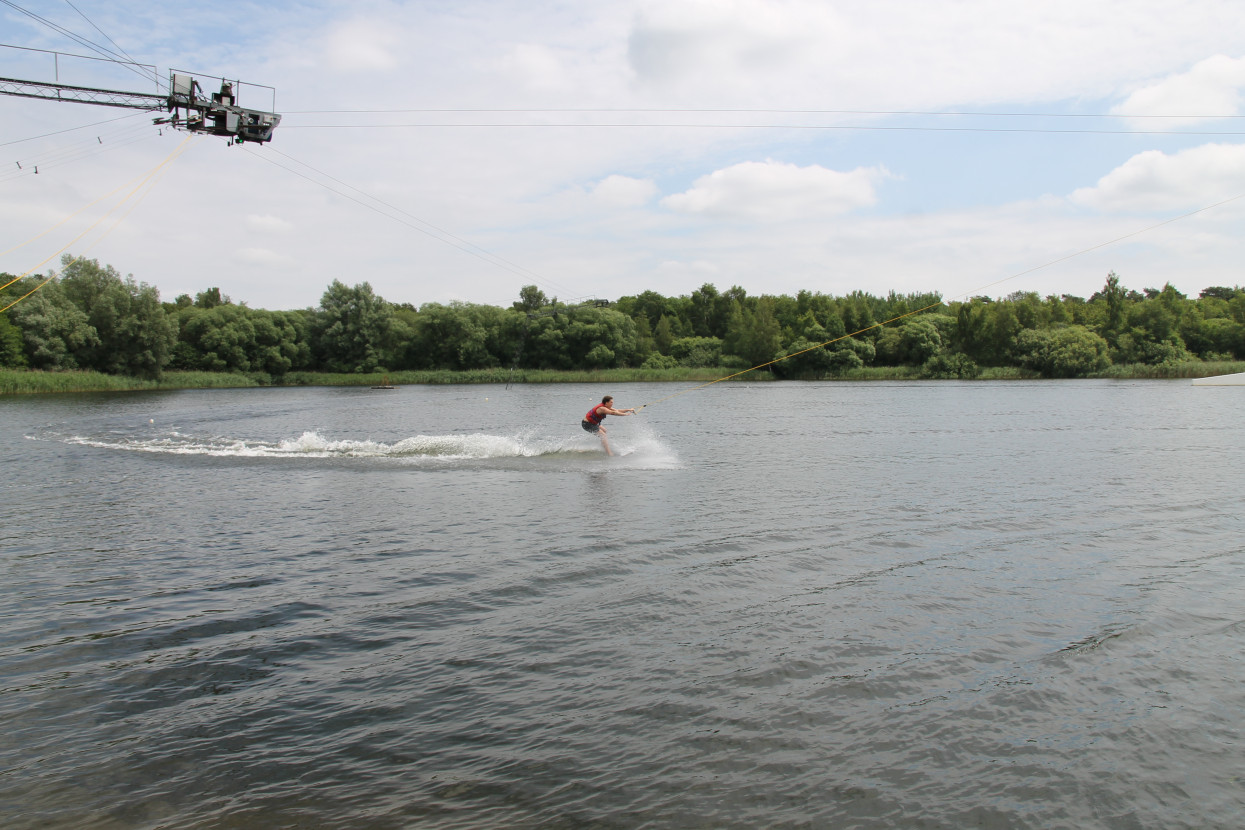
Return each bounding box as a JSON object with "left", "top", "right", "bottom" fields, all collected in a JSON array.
[{"left": 581, "top": 395, "right": 636, "bottom": 456}]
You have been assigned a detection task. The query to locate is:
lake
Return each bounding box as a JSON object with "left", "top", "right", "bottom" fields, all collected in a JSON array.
[{"left": 2, "top": 380, "right": 1242, "bottom": 829}]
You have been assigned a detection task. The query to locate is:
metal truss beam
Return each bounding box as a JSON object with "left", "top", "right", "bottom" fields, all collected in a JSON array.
[{"left": 0, "top": 76, "right": 165, "bottom": 110}]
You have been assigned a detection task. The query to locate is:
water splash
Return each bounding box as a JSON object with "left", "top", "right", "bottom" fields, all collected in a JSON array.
[{"left": 58, "top": 427, "right": 680, "bottom": 469}]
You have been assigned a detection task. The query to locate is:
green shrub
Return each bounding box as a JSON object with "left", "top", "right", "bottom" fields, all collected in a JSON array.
[{"left": 922, "top": 352, "right": 981, "bottom": 379}]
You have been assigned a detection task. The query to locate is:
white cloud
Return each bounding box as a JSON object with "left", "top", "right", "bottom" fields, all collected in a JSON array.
[
  {"left": 323, "top": 19, "right": 401, "bottom": 72},
  {"left": 236, "top": 247, "right": 295, "bottom": 267},
  {"left": 628, "top": 0, "right": 841, "bottom": 92},
  {"left": 662, "top": 160, "right": 890, "bottom": 221},
  {"left": 1069, "top": 143, "right": 1245, "bottom": 211},
  {"left": 625, "top": 0, "right": 1245, "bottom": 109},
  {"left": 652, "top": 258, "right": 723, "bottom": 284},
  {"left": 591, "top": 175, "right": 658, "bottom": 208},
  {"left": 1113, "top": 55, "right": 1245, "bottom": 121},
  {"left": 246, "top": 214, "right": 294, "bottom": 233},
  {"left": 499, "top": 43, "right": 572, "bottom": 93}
]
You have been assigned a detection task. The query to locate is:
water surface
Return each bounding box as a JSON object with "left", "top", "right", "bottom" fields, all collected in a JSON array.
[{"left": 2, "top": 380, "right": 1242, "bottom": 828}]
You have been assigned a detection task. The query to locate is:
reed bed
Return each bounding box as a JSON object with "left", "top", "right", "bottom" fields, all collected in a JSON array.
[
  {"left": 281, "top": 367, "right": 763, "bottom": 386},
  {"left": 1091, "top": 360, "right": 1245, "bottom": 379},
  {"left": 4, "top": 360, "right": 1243, "bottom": 395},
  {"left": 0, "top": 370, "right": 262, "bottom": 395}
]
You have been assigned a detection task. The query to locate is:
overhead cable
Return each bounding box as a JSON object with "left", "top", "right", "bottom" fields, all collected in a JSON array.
[
  {"left": 245, "top": 146, "right": 586, "bottom": 302},
  {"left": 60, "top": 0, "right": 146, "bottom": 75},
  {"left": 0, "top": 111, "right": 148, "bottom": 147},
  {"left": 280, "top": 122, "right": 1245, "bottom": 136},
  {"left": 285, "top": 106, "right": 1245, "bottom": 120},
  {"left": 1, "top": 134, "right": 194, "bottom": 311},
  {"left": 0, "top": 2, "right": 163, "bottom": 88}
]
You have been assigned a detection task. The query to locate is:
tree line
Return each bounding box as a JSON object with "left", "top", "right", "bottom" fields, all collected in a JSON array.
[{"left": 2, "top": 256, "right": 1243, "bottom": 381}]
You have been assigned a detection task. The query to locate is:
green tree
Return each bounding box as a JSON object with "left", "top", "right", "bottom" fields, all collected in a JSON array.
[
  {"left": 0, "top": 309, "right": 25, "bottom": 367},
  {"left": 562, "top": 307, "right": 637, "bottom": 369},
  {"left": 1059, "top": 294, "right": 1092, "bottom": 326},
  {"left": 985, "top": 302, "right": 1022, "bottom": 363},
  {"left": 519, "top": 314, "right": 572, "bottom": 369},
  {"left": 17, "top": 257, "right": 175, "bottom": 377},
  {"left": 951, "top": 297, "right": 1025, "bottom": 366},
  {"left": 8, "top": 279, "right": 100, "bottom": 370},
  {"left": 669, "top": 336, "right": 723, "bottom": 367},
  {"left": 688, "top": 283, "right": 722, "bottom": 337},
  {"left": 921, "top": 352, "right": 980, "bottom": 379},
  {"left": 1115, "top": 300, "right": 1188, "bottom": 365},
  {"left": 641, "top": 353, "right": 679, "bottom": 369},
  {"left": 584, "top": 343, "right": 615, "bottom": 368},
  {"left": 1013, "top": 326, "right": 1110, "bottom": 377},
  {"left": 1185, "top": 316, "right": 1244, "bottom": 359},
  {"left": 771, "top": 311, "right": 834, "bottom": 374},
  {"left": 1199, "top": 286, "right": 1242, "bottom": 301},
  {"left": 1046, "top": 295, "right": 1072, "bottom": 326},
  {"left": 874, "top": 326, "right": 904, "bottom": 366},
  {"left": 1097, "top": 271, "right": 1128, "bottom": 344},
  {"left": 893, "top": 317, "right": 942, "bottom": 365},
  {"left": 653, "top": 315, "right": 675, "bottom": 355},
  {"left": 772, "top": 335, "right": 872, "bottom": 377},
  {"left": 313, "top": 280, "right": 408, "bottom": 372},
  {"left": 951, "top": 299, "right": 990, "bottom": 362},
  {"left": 632, "top": 314, "right": 656, "bottom": 360},
  {"left": 59, "top": 257, "right": 174, "bottom": 377},
  {"left": 195, "top": 287, "right": 230, "bottom": 309},
  {"left": 723, "top": 297, "right": 782, "bottom": 366},
  {"left": 256, "top": 310, "right": 312, "bottom": 374},
  {"left": 616, "top": 290, "right": 690, "bottom": 334},
  {"left": 409, "top": 302, "right": 504, "bottom": 370},
  {"left": 1007, "top": 291, "right": 1048, "bottom": 330},
  {"left": 180, "top": 304, "right": 255, "bottom": 371},
  {"left": 840, "top": 292, "right": 876, "bottom": 336},
  {"left": 513, "top": 285, "right": 552, "bottom": 313},
  {"left": 773, "top": 336, "right": 838, "bottom": 375},
  {"left": 172, "top": 305, "right": 309, "bottom": 375},
  {"left": 1232, "top": 294, "right": 1245, "bottom": 325}
]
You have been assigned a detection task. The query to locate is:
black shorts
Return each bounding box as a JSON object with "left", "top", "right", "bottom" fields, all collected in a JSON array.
[{"left": 581, "top": 419, "right": 600, "bottom": 434}]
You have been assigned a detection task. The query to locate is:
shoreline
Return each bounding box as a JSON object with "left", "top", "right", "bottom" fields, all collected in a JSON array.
[{"left": 4, "top": 361, "right": 1245, "bottom": 395}]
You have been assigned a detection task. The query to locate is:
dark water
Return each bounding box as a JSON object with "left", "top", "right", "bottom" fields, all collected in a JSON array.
[{"left": 2, "top": 380, "right": 1242, "bottom": 829}]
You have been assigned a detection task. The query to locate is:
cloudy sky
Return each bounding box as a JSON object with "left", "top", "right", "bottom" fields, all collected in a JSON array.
[{"left": 2, "top": 0, "right": 1244, "bottom": 311}]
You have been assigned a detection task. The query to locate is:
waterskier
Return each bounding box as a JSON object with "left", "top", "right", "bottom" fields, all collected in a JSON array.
[{"left": 581, "top": 395, "right": 636, "bottom": 456}]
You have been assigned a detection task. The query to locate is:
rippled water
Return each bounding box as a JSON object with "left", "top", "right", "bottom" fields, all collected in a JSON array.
[{"left": 2, "top": 380, "right": 1242, "bottom": 829}]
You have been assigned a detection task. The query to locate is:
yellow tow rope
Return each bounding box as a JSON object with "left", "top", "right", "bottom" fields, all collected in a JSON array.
[{"left": 1, "top": 134, "right": 194, "bottom": 313}]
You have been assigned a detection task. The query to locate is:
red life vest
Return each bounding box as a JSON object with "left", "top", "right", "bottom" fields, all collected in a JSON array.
[{"left": 584, "top": 405, "right": 606, "bottom": 425}]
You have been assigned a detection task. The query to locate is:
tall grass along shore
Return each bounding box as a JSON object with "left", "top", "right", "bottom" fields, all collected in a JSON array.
[{"left": 4, "top": 362, "right": 1245, "bottom": 396}]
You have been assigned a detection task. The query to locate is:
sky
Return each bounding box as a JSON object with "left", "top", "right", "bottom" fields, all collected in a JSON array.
[{"left": 2, "top": 0, "right": 1245, "bottom": 311}]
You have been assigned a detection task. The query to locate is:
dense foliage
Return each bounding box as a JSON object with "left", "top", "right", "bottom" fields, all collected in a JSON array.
[{"left": 3, "top": 256, "right": 1243, "bottom": 381}]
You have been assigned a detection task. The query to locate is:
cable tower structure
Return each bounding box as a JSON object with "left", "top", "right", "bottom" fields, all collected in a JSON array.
[{"left": 1, "top": 44, "right": 281, "bottom": 144}]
